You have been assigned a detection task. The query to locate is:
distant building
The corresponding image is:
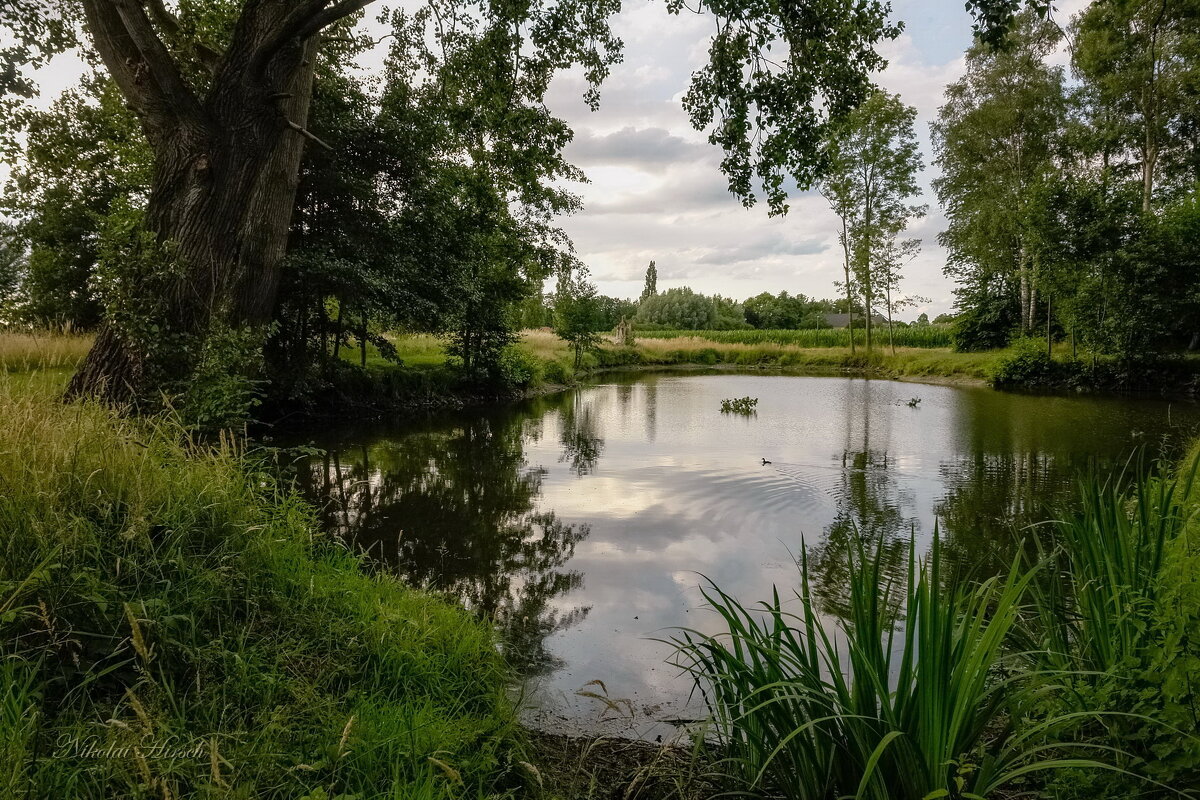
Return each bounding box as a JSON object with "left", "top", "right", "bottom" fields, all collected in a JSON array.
[{"left": 824, "top": 312, "right": 888, "bottom": 328}]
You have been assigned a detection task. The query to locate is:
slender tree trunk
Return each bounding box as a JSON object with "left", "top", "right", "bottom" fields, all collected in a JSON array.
[
  {"left": 1018, "top": 243, "right": 1031, "bottom": 334},
  {"left": 332, "top": 302, "right": 345, "bottom": 360},
  {"left": 1046, "top": 294, "right": 1052, "bottom": 359},
  {"left": 845, "top": 265, "right": 856, "bottom": 353},
  {"left": 359, "top": 311, "right": 368, "bottom": 368},
  {"left": 1028, "top": 286, "right": 1037, "bottom": 339}
]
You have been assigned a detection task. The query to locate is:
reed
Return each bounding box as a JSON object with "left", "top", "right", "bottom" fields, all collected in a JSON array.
[{"left": 672, "top": 533, "right": 1121, "bottom": 800}]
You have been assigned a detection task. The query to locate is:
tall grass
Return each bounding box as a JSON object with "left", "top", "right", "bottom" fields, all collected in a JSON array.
[
  {"left": 673, "top": 534, "right": 1122, "bottom": 800},
  {"left": 1023, "top": 459, "right": 1200, "bottom": 792},
  {"left": 637, "top": 327, "right": 954, "bottom": 349},
  {"left": 0, "top": 330, "right": 93, "bottom": 372},
  {"left": 0, "top": 382, "right": 519, "bottom": 798},
  {"left": 1030, "top": 461, "right": 1195, "bottom": 675}
]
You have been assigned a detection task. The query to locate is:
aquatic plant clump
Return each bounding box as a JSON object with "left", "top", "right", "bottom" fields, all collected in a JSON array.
[
  {"left": 672, "top": 533, "right": 1133, "bottom": 800},
  {"left": 720, "top": 396, "right": 759, "bottom": 414}
]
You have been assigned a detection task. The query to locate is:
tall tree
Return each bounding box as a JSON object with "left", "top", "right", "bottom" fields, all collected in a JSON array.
[
  {"left": 640, "top": 260, "right": 658, "bottom": 302},
  {"left": 822, "top": 90, "right": 925, "bottom": 352},
  {"left": 1071, "top": 0, "right": 1200, "bottom": 212},
  {"left": 2, "top": 1, "right": 909, "bottom": 407},
  {"left": 932, "top": 14, "right": 1066, "bottom": 344}
]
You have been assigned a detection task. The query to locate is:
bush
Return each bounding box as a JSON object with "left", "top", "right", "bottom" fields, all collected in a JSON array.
[
  {"left": 0, "top": 384, "right": 518, "bottom": 798},
  {"left": 497, "top": 343, "right": 544, "bottom": 389},
  {"left": 988, "top": 337, "right": 1058, "bottom": 386}
]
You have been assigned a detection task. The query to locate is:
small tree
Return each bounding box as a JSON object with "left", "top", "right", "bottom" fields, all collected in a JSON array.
[{"left": 554, "top": 273, "right": 604, "bottom": 368}]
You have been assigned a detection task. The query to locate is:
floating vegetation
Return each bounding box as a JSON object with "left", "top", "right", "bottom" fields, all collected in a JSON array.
[
  {"left": 720, "top": 397, "right": 759, "bottom": 414},
  {"left": 907, "top": 397, "right": 922, "bottom": 408}
]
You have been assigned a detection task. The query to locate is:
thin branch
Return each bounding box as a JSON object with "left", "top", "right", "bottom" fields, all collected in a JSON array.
[{"left": 287, "top": 119, "right": 332, "bottom": 150}]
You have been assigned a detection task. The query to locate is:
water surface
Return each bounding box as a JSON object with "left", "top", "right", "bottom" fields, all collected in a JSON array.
[{"left": 291, "top": 372, "right": 1200, "bottom": 738}]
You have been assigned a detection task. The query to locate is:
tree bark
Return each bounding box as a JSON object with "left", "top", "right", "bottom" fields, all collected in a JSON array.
[{"left": 66, "top": 0, "right": 371, "bottom": 404}]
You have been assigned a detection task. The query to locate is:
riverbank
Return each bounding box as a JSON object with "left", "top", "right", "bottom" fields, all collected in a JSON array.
[
  {"left": 0, "top": 355, "right": 526, "bottom": 798},
  {"left": 283, "top": 331, "right": 1000, "bottom": 419},
  {"left": 305, "top": 330, "right": 1200, "bottom": 422}
]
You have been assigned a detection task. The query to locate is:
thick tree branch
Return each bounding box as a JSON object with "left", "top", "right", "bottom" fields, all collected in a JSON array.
[
  {"left": 80, "top": 0, "right": 203, "bottom": 141},
  {"left": 105, "top": 0, "right": 204, "bottom": 121},
  {"left": 251, "top": 0, "right": 376, "bottom": 77}
]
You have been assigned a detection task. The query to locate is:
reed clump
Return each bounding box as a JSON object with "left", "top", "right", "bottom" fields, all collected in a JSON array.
[
  {"left": 0, "top": 382, "right": 518, "bottom": 798},
  {"left": 675, "top": 458, "right": 1200, "bottom": 799}
]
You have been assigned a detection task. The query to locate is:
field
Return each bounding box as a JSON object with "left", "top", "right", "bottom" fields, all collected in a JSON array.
[{"left": 635, "top": 326, "right": 954, "bottom": 349}]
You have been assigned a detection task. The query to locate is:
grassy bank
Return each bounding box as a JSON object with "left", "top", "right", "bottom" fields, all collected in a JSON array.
[
  {"left": 635, "top": 326, "right": 954, "bottom": 349},
  {"left": 0, "top": 349, "right": 522, "bottom": 798},
  {"left": 378, "top": 330, "right": 1004, "bottom": 390}
]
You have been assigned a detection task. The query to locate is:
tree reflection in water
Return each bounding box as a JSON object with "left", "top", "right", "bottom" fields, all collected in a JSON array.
[
  {"left": 809, "top": 449, "right": 915, "bottom": 618},
  {"left": 296, "top": 405, "right": 597, "bottom": 676}
]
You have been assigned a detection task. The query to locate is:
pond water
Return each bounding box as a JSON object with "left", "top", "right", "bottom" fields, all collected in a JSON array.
[{"left": 288, "top": 372, "right": 1200, "bottom": 739}]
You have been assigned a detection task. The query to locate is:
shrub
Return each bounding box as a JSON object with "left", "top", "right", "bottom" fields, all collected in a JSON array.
[
  {"left": 988, "top": 337, "right": 1058, "bottom": 386},
  {"left": 497, "top": 343, "right": 544, "bottom": 389}
]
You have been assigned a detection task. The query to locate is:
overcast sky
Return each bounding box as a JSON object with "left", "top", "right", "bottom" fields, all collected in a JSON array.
[
  {"left": 18, "top": 0, "right": 1088, "bottom": 318},
  {"left": 541, "top": 0, "right": 1084, "bottom": 317}
]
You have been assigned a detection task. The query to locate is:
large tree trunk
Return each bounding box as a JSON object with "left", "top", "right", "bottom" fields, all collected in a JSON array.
[{"left": 65, "top": 0, "right": 368, "bottom": 404}]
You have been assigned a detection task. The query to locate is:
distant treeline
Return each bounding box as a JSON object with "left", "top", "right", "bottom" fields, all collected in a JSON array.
[
  {"left": 636, "top": 326, "right": 954, "bottom": 349},
  {"left": 520, "top": 285, "right": 953, "bottom": 333}
]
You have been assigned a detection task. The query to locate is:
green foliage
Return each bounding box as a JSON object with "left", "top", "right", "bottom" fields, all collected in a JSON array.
[
  {"left": 0, "top": 72, "right": 152, "bottom": 328},
  {"left": 822, "top": 90, "right": 926, "bottom": 351},
  {"left": 676, "top": 0, "right": 902, "bottom": 213},
  {"left": 553, "top": 272, "right": 605, "bottom": 368},
  {"left": 176, "top": 325, "right": 266, "bottom": 431},
  {"left": 640, "top": 260, "right": 658, "bottom": 302},
  {"left": 987, "top": 336, "right": 1057, "bottom": 386},
  {"left": 719, "top": 396, "right": 758, "bottom": 414},
  {"left": 91, "top": 198, "right": 185, "bottom": 359},
  {"left": 743, "top": 291, "right": 833, "bottom": 329},
  {"left": 635, "top": 287, "right": 750, "bottom": 330},
  {"left": 0, "top": 383, "right": 517, "bottom": 798},
  {"left": 1026, "top": 459, "right": 1200, "bottom": 792},
  {"left": 672, "top": 533, "right": 1108, "bottom": 800}
]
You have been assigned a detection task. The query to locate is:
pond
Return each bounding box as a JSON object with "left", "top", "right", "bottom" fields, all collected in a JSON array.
[{"left": 287, "top": 371, "right": 1200, "bottom": 739}]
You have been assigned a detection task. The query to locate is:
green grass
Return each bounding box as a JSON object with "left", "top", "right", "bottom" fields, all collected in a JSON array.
[
  {"left": 1021, "top": 458, "right": 1200, "bottom": 794},
  {"left": 0, "top": 373, "right": 521, "bottom": 798},
  {"left": 637, "top": 326, "right": 954, "bottom": 349}
]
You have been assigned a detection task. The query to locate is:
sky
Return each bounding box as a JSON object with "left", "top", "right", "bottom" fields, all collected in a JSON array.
[
  {"left": 14, "top": 0, "right": 1088, "bottom": 319},
  {"left": 538, "top": 0, "right": 1085, "bottom": 317}
]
